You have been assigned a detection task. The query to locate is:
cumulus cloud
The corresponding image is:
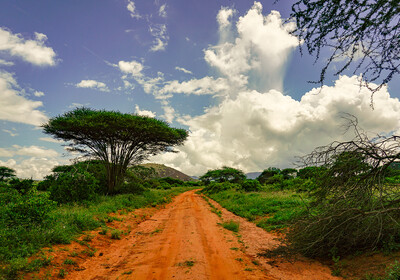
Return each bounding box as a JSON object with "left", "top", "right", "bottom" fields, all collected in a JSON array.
[
  {"left": 0, "top": 28, "right": 57, "bottom": 66},
  {"left": 76, "top": 79, "right": 109, "bottom": 92},
  {"left": 153, "top": 76, "right": 400, "bottom": 175},
  {"left": 118, "top": 60, "right": 144, "bottom": 77},
  {"left": 160, "top": 76, "right": 230, "bottom": 95},
  {"left": 135, "top": 104, "right": 156, "bottom": 118},
  {"left": 149, "top": 3, "right": 400, "bottom": 176},
  {"left": 149, "top": 24, "right": 168, "bottom": 52},
  {"left": 0, "top": 145, "right": 59, "bottom": 158},
  {"left": 0, "top": 157, "right": 62, "bottom": 179},
  {"left": 0, "top": 71, "right": 48, "bottom": 126},
  {"left": 175, "top": 67, "right": 193, "bottom": 74},
  {"left": 204, "top": 4, "right": 298, "bottom": 92},
  {"left": 217, "top": 7, "right": 235, "bottom": 30},
  {"left": 126, "top": 0, "right": 141, "bottom": 19}
]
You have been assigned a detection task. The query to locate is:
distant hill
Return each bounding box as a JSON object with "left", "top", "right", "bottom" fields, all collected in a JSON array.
[
  {"left": 140, "top": 163, "right": 194, "bottom": 181},
  {"left": 246, "top": 172, "right": 262, "bottom": 180}
]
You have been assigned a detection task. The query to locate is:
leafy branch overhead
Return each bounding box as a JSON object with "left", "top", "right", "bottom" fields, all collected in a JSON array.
[
  {"left": 42, "top": 107, "right": 188, "bottom": 193},
  {"left": 291, "top": 0, "right": 400, "bottom": 98}
]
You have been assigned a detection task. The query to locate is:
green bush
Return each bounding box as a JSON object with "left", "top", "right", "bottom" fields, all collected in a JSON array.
[
  {"left": 202, "top": 182, "right": 237, "bottom": 194},
  {"left": 241, "top": 179, "right": 261, "bottom": 192},
  {"left": 9, "top": 179, "right": 34, "bottom": 195},
  {"left": 1, "top": 186, "right": 57, "bottom": 228},
  {"left": 49, "top": 170, "right": 98, "bottom": 203},
  {"left": 116, "top": 181, "right": 147, "bottom": 194},
  {"left": 4, "top": 191, "right": 56, "bottom": 226}
]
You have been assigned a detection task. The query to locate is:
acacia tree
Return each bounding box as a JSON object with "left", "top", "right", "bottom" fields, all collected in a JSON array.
[
  {"left": 0, "top": 166, "right": 16, "bottom": 181},
  {"left": 42, "top": 108, "right": 188, "bottom": 194},
  {"left": 200, "top": 166, "right": 246, "bottom": 184},
  {"left": 291, "top": 0, "right": 399, "bottom": 101}
]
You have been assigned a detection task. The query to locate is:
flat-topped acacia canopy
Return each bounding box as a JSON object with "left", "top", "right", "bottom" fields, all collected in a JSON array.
[{"left": 42, "top": 107, "right": 188, "bottom": 193}]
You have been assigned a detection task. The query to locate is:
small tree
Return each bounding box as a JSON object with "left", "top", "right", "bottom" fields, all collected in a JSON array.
[
  {"left": 0, "top": 166, "right": 16, "bottom": 181},
  {"left": 42, "top": 108, "right": 188, "bottom": 194},
  {"left": 200, "top": 166, "right": 246, "bottom": 184}
]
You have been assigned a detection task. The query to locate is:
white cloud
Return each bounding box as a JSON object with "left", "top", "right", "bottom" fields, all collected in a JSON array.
[
  {"left": 76, "top": 79, "right": 109, "bottom": 92},
  {"left": 118, "top": 60, "right": 143, "bottom": 77},
  {"left": 159, "top": 4, "right": 167, "bottom": 18},
  {"left": 39, "top": 137, "right": 63, "bottom": 143},
  {"left": 217, "top": 7, "right": 235, "bottom": 29},
  {"left": 14, "top": 145, "right": 59, "bottom": 158},
  {"left": 34, "top": 90, "right": 44, "bottom": 97},
  {"left": 0, "top": 59, "right": 13, "bottom": 66},
  {"left": 204, "top": 4, "right": 298, "bottom": 92},
  {"left": 0, "top": 157, "right": 62, "bottom": 180},
  {"left": 149, "top": 24, "right": 168, "bottom": 52},
  {"left": 153, "top": 76, "right": 400, "bottom": 176},
  {"left": 126, "top": 0, "right": 141, "bottom": 19},
  {"left": 160, "top": 76, "right": 230, "bottom": 95},
  {"left": 161, "top": 101, "right": 176, "bottom": 123},
  {"left": 175, "top": 67, "right": 193, "bottom": 74},
  {"left": 0, "top": 71, "right": 48, "bottom": 126},
  {"left": 135, "top": 104, "right": 156, "bottom": 118},
  {"left": 0, "top": 28, "right": 57, "bottom": 66},
  {"left": 0, "top": 148, "right": 14, "bottom": 157},
  {"left": 2, "top": 129, "right": 18, "bottom": 137},
  {"left": 148, "top": 3, "right": 400, "bottom": 177}
]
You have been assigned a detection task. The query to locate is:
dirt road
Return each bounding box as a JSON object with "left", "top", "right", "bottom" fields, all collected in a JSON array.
[{"left": 32, "top": 190, "right": 340, "bottom": 280}]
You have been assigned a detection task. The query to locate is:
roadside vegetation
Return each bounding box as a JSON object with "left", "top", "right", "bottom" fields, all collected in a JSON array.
[
  {"left": 0, "top": 162, "right": 199, "bottom": 279},
  {"left": 200, "top": 133, "right": 400, "bottom": 279}
]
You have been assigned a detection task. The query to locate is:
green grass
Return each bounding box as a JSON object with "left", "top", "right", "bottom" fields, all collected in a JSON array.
[
  {"left": 207, "top": 189, "right": 309, "bottom": 231},
  {"left": 110, "top": 229, "right": 122, "bottom": 240},
  {"left": 221, "top": 220, "right": 240, "bottom": 232},
  {"left": 0, "top": 186, "right": 193, "bottom": 279}
]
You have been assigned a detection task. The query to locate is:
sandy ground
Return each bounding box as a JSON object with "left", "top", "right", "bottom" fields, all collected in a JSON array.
[{"left": 26, "top": 190, "right": 341, "bottom": 279}]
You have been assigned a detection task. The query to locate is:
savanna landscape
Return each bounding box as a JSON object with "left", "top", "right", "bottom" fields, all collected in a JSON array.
[{"left": 1, "top": 0, "right": 400, "bottom": 279}]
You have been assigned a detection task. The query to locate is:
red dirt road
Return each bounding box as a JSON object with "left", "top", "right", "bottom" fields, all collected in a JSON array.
[{"left": 30, "top": 190, "right": 340, "bottom": 279}]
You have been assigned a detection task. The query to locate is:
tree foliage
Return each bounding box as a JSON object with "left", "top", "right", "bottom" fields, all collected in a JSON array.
[
  {"left": 257, "top": 167, "right": 281, "bottom": 184},
  {"left": 42, "top": 108, "right": 188, "bottom": 194},
  {"left": 291, "top": 0, "right": 400, "bottom": 100},
  {"left": 288, "top": 116, "right": 400, "bottom": 257},
  {"left": 0, "top": 167, "right": 16, "bottom": 181},
  {"left": 200, "top": 167, "right": 246, "bottom": 184}
]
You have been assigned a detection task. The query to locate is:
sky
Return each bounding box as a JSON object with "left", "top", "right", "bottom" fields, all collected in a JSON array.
[{"left": 1, "top": 0, "right": 400, "bottom": 179}]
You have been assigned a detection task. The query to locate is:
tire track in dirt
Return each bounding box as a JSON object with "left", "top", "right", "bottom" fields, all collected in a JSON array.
[
  {"left": 31, "top": 190, "right": 341, "bottom": 279},
  {"left": 65, "top": 190, "right": 270, "bottom": 280}
]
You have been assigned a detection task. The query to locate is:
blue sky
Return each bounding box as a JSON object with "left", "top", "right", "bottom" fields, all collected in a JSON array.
[{"left": 1, "top": 0, "right": 400, "bottom": 178}]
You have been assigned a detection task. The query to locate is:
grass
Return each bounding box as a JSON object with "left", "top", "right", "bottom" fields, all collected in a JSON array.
[
  {"left": 202, "top": 195, "right": 222, "bottom": 217},
  {"left": 221, "top": 220, "right": 240, "bottom": 232},
  {"left": 63, "top": 258, "right": 76, "bottom": 265},
  {"left": 208, "top": 188, "right": 309, "bottom": 231},
  {"left": 110, "top": 229, "right": 123, "bottom": 240},
  {"left": 0, "top": 186, "right": 193, "bottom": 280}
]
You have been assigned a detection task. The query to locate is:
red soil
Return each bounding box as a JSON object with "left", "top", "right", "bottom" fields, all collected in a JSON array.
[{"left": 25, "top": 190, "right": 341, "bottom": 279}]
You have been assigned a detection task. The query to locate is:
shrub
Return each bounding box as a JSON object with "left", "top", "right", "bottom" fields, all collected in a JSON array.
[
  {"left": 116, "top": 181, "right": 147, "bottom": 194},
  {"left": 9, "top": 179, "right": 34, "bottom": 195},
  {"left": 221, "top": 220, "right": 239, "bottom": 232},
  {"left": 2, "top": 190, "right": 56, "bottom": 226},
  {"left": 202, "top": 182, "right": 237, "bottom": 194},
  {"left": 49, "top": 170, "right": 98, "bottom": 203},
  {"left": 241, "top": 179, "right": 261, "bottom": 192}
]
